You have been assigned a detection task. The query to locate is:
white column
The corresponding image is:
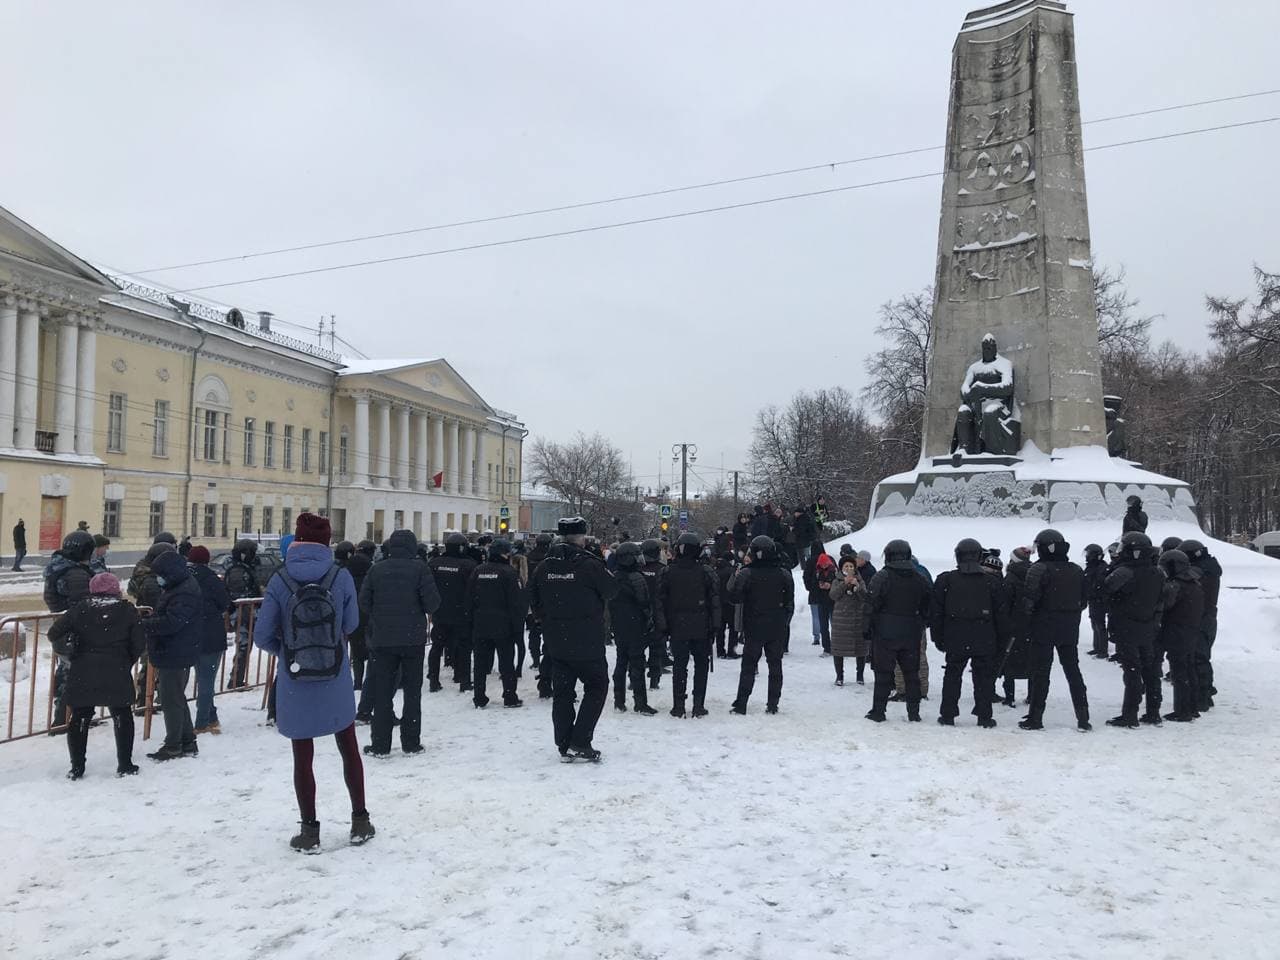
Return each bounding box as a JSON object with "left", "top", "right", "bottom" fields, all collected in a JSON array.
[
  {"left": 446, "top": 419, "right": 459, "bottom": 494},
  {"left": 460, "top": 425, "right": 475, "bottom": 499},
  {"left": 415, "top": 412, "right": 429, "bottom": 491},
  {"left": 74, "top": 321, "right": 96, "bottom": 456},
  {"left": 431, "top": 414, "right": 444, "bottom": 491},
  {"left": 53, "top": 316, "right": 79, "bottom": 455},
  {"left": 14, "top": 302, "right": 39, "bottom": 450},
  {"left": 473, "top": 428, "right": 486, "bottom": 496},
  {"left": 376, "top": 401, "right": 391, "bottom": 486},
  {"left": 353, "top": 395, "right": 370, "bottom": 485},
  {"left": 396, "top": 405, "right": 411, "bottom": 489},
  {"left": 0, "top": 296, "right": 17, "bottom": 447}
]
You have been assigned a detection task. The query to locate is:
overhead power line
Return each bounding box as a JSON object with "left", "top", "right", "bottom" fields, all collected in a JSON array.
[
  {"left": 168, "top": 116, "right": 1280, "bottom": 294},
  {"left": 125, "top": 87, "right": 1280, "bottom": 277}
]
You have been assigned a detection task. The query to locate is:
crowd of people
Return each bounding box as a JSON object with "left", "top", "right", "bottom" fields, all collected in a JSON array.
[{"left": 33, "top": 491, "right": 1223, "bottom": 853}]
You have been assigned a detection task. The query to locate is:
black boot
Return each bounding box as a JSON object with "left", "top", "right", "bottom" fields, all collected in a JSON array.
[
  {"left": 66, "top": 712, "right": 90, "bottom": 780},
  {"left": 350, "top": 811, "right": 375, "bottom": 845},
  {"left": 1107, "top": 715, "right": 1139, "bottom": 728},
  {"left": 614, "top": 698, "right": 627, "bottom": 713},
  {"left": 691, "top": 699, "right": 708, "bottom": 718},
  {"left": 290, "top": 820, "right": 321, "bottom": 853}
]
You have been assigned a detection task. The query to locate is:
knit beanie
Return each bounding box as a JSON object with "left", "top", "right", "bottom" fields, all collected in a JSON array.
[
  {"left": 295, "top": 512, "right": 331, "bottom": 545},
  {"left": 188, "top": 545, "right": 211, "bottom": 565},
  {"left": 89, "top": 572, "right": 121, "bottom": 596}
]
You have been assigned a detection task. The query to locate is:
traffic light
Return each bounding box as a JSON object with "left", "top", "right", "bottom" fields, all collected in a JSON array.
[
  {"left": 660, "top": 520, "right": 669, "bottom": 534},
  {"left": 499, "top": 518, "right": 509, "bottom": 535}
]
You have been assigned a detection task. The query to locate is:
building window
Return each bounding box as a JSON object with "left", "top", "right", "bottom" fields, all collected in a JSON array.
[
  {"left": 264, "top": 422, "right": 275, "bottom": 468},
  {"left": 107, "top": 393, "right": 126, "bottom": 452},
  {"left": 103, "top": 500, "right": 121, "bottom": 538},
  {"left": 190, "top": 503, "right": 199, "bottom": 537},
  {"left": 153, "top": 400, "right": 169, "bottom": 456},
  {"left": 203, "top": 503, "right": 216, "bottom": 538},
  {"left": 262, "top": 506, "right": 274, "bottom": 535},
  {"left": 283, "top": 425, "right": 294, "bottom": 470},
  {"left": 148, "top": 501, "right": 165, "bottom": 539},
  {"left": 243, "top": 418, "right": 256, "bottom": 466},
  {"left": 281, "top": 507, "right": 292, "bottom": 535},
  {"left": 221, "top": 504, "right": 229, "bottom": 538},
  {"left": 203, "top": 409, "right": 218, "bottom": 461},
  {"left": 339, "top": 430, "right": 349, "bottom": 476},
  {"left": 487, "top": 463, "right": 493, "bottom": 493},
  {"left": 302, "top": 428, "right": 312, "bottom": 472},
  {"left": 241, "top": 505, "right": 253, "bottom": 535},
  {"left": 221, "top": 413, "right": 230, "bottom": 463},
  {"left": 319, "top": 431, "right": 329, "bottom": 475}
]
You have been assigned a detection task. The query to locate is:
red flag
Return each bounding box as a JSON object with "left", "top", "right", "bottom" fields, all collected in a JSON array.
[{"left": 432, "top": 471, "right": 444, "bottom": 489}]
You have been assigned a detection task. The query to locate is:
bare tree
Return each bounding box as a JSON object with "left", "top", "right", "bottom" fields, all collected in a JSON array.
[
  {"left": 1093, "top": 263, "right": 1157, "bottom": 363},
  {"left": 526, "top": 432, "right": 633, "bottom": 537}
]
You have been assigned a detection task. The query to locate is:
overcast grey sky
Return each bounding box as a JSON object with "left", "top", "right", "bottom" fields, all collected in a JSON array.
[{"left": 3, "top": 0, "right": 1277, "bottom": 493}]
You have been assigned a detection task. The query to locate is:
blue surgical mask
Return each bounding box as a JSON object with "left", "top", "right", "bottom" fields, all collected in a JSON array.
[{"left": 156, "top": 576, "right": 167, "bottom": 587}]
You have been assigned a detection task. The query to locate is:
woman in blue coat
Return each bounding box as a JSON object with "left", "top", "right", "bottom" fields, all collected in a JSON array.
[{"left": 254, "top": 513, "right": 374, "bottom": 853}]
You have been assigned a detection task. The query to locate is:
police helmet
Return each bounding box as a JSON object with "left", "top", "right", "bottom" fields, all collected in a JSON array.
[
  {"left": 60, "top": 530, "right": 95, "bottom": 562},
  {"left": 614, "top": 542, "right": 642, "bottom": 568},
  {"left": 334, "top": 541, "right": 355, "bottom": 563},
  {"left": 1159, "top": 548, "right": 1190, "bottom": 577},
  {"left": 1034, "top": 529, "right": 1067, "bottom": 556},
  {"left": 640, "top": 538, "right": 662, "bottom": 560},
  {"left": 676, "top": 532, "right": 701, "bottom": 557},
  {"left": 488, "top": 539, "right": 512, "bottom": 561},
  {"left": 750, "top": 535, "right": 777, "bottom": 561},
  {"left": 152, "top": 531, "right": 178, "bottom": 546},
  {"left": 1084, "top": 543, "right": 1105, "bottom": 560},
  {"left": 1120, "top": 531, "right": 1152, "bottom": 561},
  {"left": 1160, "top": 536, "right": 1184, "bottom": 553},
  {"left": 954, "top": 538, "right": 984, "bottom": 563},
  {"left": 1179, "top": 539, "right": 1207, "bottom": 561},
  {"left": 233, "top": 538, "right": 259, "bottom": 562},
  {"left": 884, "top": 539, "right": 913, "bottom": 564}
]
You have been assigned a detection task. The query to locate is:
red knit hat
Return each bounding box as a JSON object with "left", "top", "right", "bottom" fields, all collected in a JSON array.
[
  {"left": 89, "top": 572, "right": 121, "bottom": 596},
  {"left": 295, "top": 512, "right": 331, "bottom": 545},
  {"left": 188, "top": 545, "right": 211, "bottom": 565}
]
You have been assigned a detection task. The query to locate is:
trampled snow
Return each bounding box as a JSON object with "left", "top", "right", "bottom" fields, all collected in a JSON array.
[{"left": 2, "top": 536, "right": 1279, "bottom": 959}]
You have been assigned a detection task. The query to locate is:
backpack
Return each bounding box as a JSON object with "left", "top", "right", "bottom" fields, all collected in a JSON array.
[
  {"left": 43, "top": 554, "right": 73, "bottom": 613},
  {"left": 224, "top": 562, "right": 257, "bottom": 600},
  {"left": 277, "top": 566, "right": 343, "bottom": 681}
]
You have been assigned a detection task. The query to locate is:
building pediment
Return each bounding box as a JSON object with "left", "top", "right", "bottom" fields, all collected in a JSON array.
[
  {"left": 338, "top": 358, "right": 494, "bottom": 413},
  {"left": 0, "top": 205, "right": 117, "bottom": 296}
]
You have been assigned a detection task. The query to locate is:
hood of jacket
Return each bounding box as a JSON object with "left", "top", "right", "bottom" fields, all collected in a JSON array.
[
  {"left": 384, "top": 529, "right": 418, "bottom": 559},
  {"left": 150, "top": 550, "right": 191, "bottom": 585},
  {"left": 283, "top": 541, "right": 338, "bottom": 582}
]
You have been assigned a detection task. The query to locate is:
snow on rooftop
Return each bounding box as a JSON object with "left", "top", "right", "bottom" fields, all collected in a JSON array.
[{"left": 336, "top": 357, "right": 438, "bottom": 375}]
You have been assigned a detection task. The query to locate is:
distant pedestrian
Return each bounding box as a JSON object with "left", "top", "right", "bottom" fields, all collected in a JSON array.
[
  {"left": 1122, "top": 495, "right": 1148, "bottom": 536},
  {"left": 90, "top": 534, "right": 111, "bottom": 574},
  {"left": 828, "top": 555, "right": 869, "bottom": 685},
  {"left": 143, "top": 551, "right": 202, "bottom": 761},
  {"left": 12, "top": 518, "right": 27, "bottom": 571},
  {"left": 187, "top": 546, "right": 230, "bottom": 735}
]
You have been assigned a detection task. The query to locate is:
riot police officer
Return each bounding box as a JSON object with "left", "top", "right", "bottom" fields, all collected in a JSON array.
[
  {"left": 865, "top": 539, "right": 931, "bottom": 723},
  {"left": 1020, "top": 529, "right": 1090, "bottom": 731},
  {"left": 932, "top": 538, "right": 1009, "bottom": 728},
  {"left": 1158, "top": 548, "right": 1205, "bottom": 723},
  {"left": 1083, "top": 543, "right": 1110, "bottom": 658},
  {"left": 638, "top": 539, "right": 667, "bottom": 691},
  {"left": 528, "top": 518, "right": 619, "bottom": 762},
  {"left": 466, "top": 539, "right": 527, "bottom": 709},
  {"left": 427, "top": 532, "right": 478, "bottom": 693},
  {"left": 1104, "top": 532, "right": 1166, "bottom": 728},
  {"left": 657, "top": 533, "right": 721, "bottom": 718},
  {"left": 609, "top": 542, "right": 658, "bottom": 716},
  {"left": 1179, "top": 539, "right": 1222, "bottom": 711},
  {"left": 728, "top": 536, "right": 794, "bottom": 715}
]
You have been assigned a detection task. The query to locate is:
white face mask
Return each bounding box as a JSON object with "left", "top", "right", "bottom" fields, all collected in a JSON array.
[{"left": 156, "top": 576, "right": 167, "bottom": 587}]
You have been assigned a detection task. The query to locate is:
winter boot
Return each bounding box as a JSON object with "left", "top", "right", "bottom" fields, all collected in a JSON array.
[
  {"left": 1018, "top": 718, "right": 1044, "bottom": 730},
  {"left": 864, "top": 709, "right": 886, "bottom": 723},
  {"left": 1163, "top": 711, "right": 1194, "bottom": 723},
  {"left": 1107, "top": 715, "right": 1139, "bottom": 728},
  {"left": 428, "top": 678, "right": 443, "bottom": 693},
  {"left": 937, "top": 716, "right": 955, "bottom": 726},
  {"left": 503, "top": 693, "right": 524, "bottom": 708},
  {"left": 977, "top": 717, "right": 997, "bottom": 729},
  {"left": 670, "top": 702, "right": 686, "bottom": 719},
  {"left": 691, "top": 699, "right": 708, "bottom": 718},
  {"left": 906, "top": 703, "right": 921, "bottom": 722},
  {"left": 1139, "top": 712, "right": 1163, "bottom": 726},
  {"left": 116, "top": 763, "right": 140, "bottom": 777},
  {"left": 633, "top": 701, "right": 658, "bottom": 716},
  {"left": 291, "top": 820, "right": 321, "bottom": 853},
  {"left": 147, "top": 744, "right": 183, "bottom": 762},
  {"left": 66, "top": 713, "right": 90, "bottom": 777},
  {"left": 570, "top": 745, "right": 602, "bottom": 763},
  {"left": 350, "top": 811, "right": 376, "bottom": 845},
  {"left": 765, "top": 703, "right": 779, "bottom": 715},
  {"left": 730, "top": 703, "right": 747, "bottom": 715}
]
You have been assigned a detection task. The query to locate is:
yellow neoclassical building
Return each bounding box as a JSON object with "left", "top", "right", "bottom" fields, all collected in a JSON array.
[{"left": 0, "top": 205, "right": 524, "bottom": 560}]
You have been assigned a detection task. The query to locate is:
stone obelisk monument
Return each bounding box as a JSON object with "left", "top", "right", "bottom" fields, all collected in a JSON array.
[
  {"left": 870, "top": 0, "right": 1197, "bottom": 523},
  {"left": 921, "top": 0, "right": 1106, "bottom": 458}
]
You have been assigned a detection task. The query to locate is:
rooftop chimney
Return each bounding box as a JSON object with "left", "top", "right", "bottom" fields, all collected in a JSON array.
[{"left": 257, "top": 311, "right": 273, "bottom": 333}]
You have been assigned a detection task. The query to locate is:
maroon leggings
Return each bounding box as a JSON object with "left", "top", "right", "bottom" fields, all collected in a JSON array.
[{"left": 291, "top": 723, "right": 365, "bottom": 822}]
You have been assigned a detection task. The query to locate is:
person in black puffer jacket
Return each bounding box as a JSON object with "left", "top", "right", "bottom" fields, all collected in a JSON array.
[
  {"left": 609, "top": 542, "right": 658, "bottom": 715},
  {"left": 528, "top": 518, "right": 619, "bottom": 762},
  {"left": 1122, "top": 495, "right": 1148, "bottom": 536},
  {"left": 466, "top": 539, "right": 526, "bottom": 709},
  {"left": 49, "top": 572, "right": 146, "bottom": 780},
  {"left": 1083, "top": 543, "right": 1110, "bottom": 659},
  {"left": 525, "top": 533, "right": 552, "bottom": 673},
  {"left": 1103, "top": 532, "right": 1166, "bottom": 727},
  {"left": 344, "top": 545, "right": 377, "bottom": 720},
  {"left": 427, "top": 533, "right": 478, "bottom": 693},
  {"left": 865, "top": 539, "right": 932, "bottom": 723},
  {"left": 1179, "top": 539, "right": 1221, "bottom": 712},
  {"left": 223, "top": 539, "right": 262, "bottom": 688},
  {"left": 44, "top": 530, "right": 95, "bottom": 728},
  {"left": 657, "top": 533, "right": 721, "bottom": 718},
  {"left": 1020, "top": 529, "right": 1089, "bottom": 731},
  {"left": 186, "top": 546, "right": 231, "bottom": 735},
  {"left": 714, "top": 552, "right": 740, "bottom": 659},
  {"left": 931, "top": 539, "right": 1010, "bottom": 728},
  {"left": 998, "top": 546, "right": 1033, "bottom": 707},
  {"left": 359, "top": 529, "right": 441, "bottom": 756},
  {"left": 144, "top": 550, "right": 204, "bottom": 761}
]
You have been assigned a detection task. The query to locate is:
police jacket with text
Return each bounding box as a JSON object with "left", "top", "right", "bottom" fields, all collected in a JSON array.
[
  {"left": 1159, "top": 571, "right": 1204, "bottom": 657},
  {"left": 930, "top": 563, "right": 1009, "bottom": 657},
  {"left": 639, "top": 559, "right": 665, "bottom": 626},
  {"left": 529, "top": 542, "right": 619, "bottom": 660},
  {"left": 657, "top": 556, "right": 721, "bottom": 642},
  {"left": 428, "top": 546, "right": 478, "bottom": 626},
  {"left": 466, "top": 557, "right": 526, "bottom": 641}
]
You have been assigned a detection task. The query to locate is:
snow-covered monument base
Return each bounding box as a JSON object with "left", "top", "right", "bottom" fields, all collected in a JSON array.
[{"left": 870, "top": 444, "right": 1197, "bottom": 524}]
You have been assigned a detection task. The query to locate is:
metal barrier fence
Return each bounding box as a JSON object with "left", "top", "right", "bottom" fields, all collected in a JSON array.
[{"left": 1, "top": 598, "right": 273, "bottom": 745}]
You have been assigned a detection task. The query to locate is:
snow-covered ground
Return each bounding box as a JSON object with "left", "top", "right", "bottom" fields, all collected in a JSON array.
[{"left": 2, "top": 526, "right": 1279, "bottom": 960}]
